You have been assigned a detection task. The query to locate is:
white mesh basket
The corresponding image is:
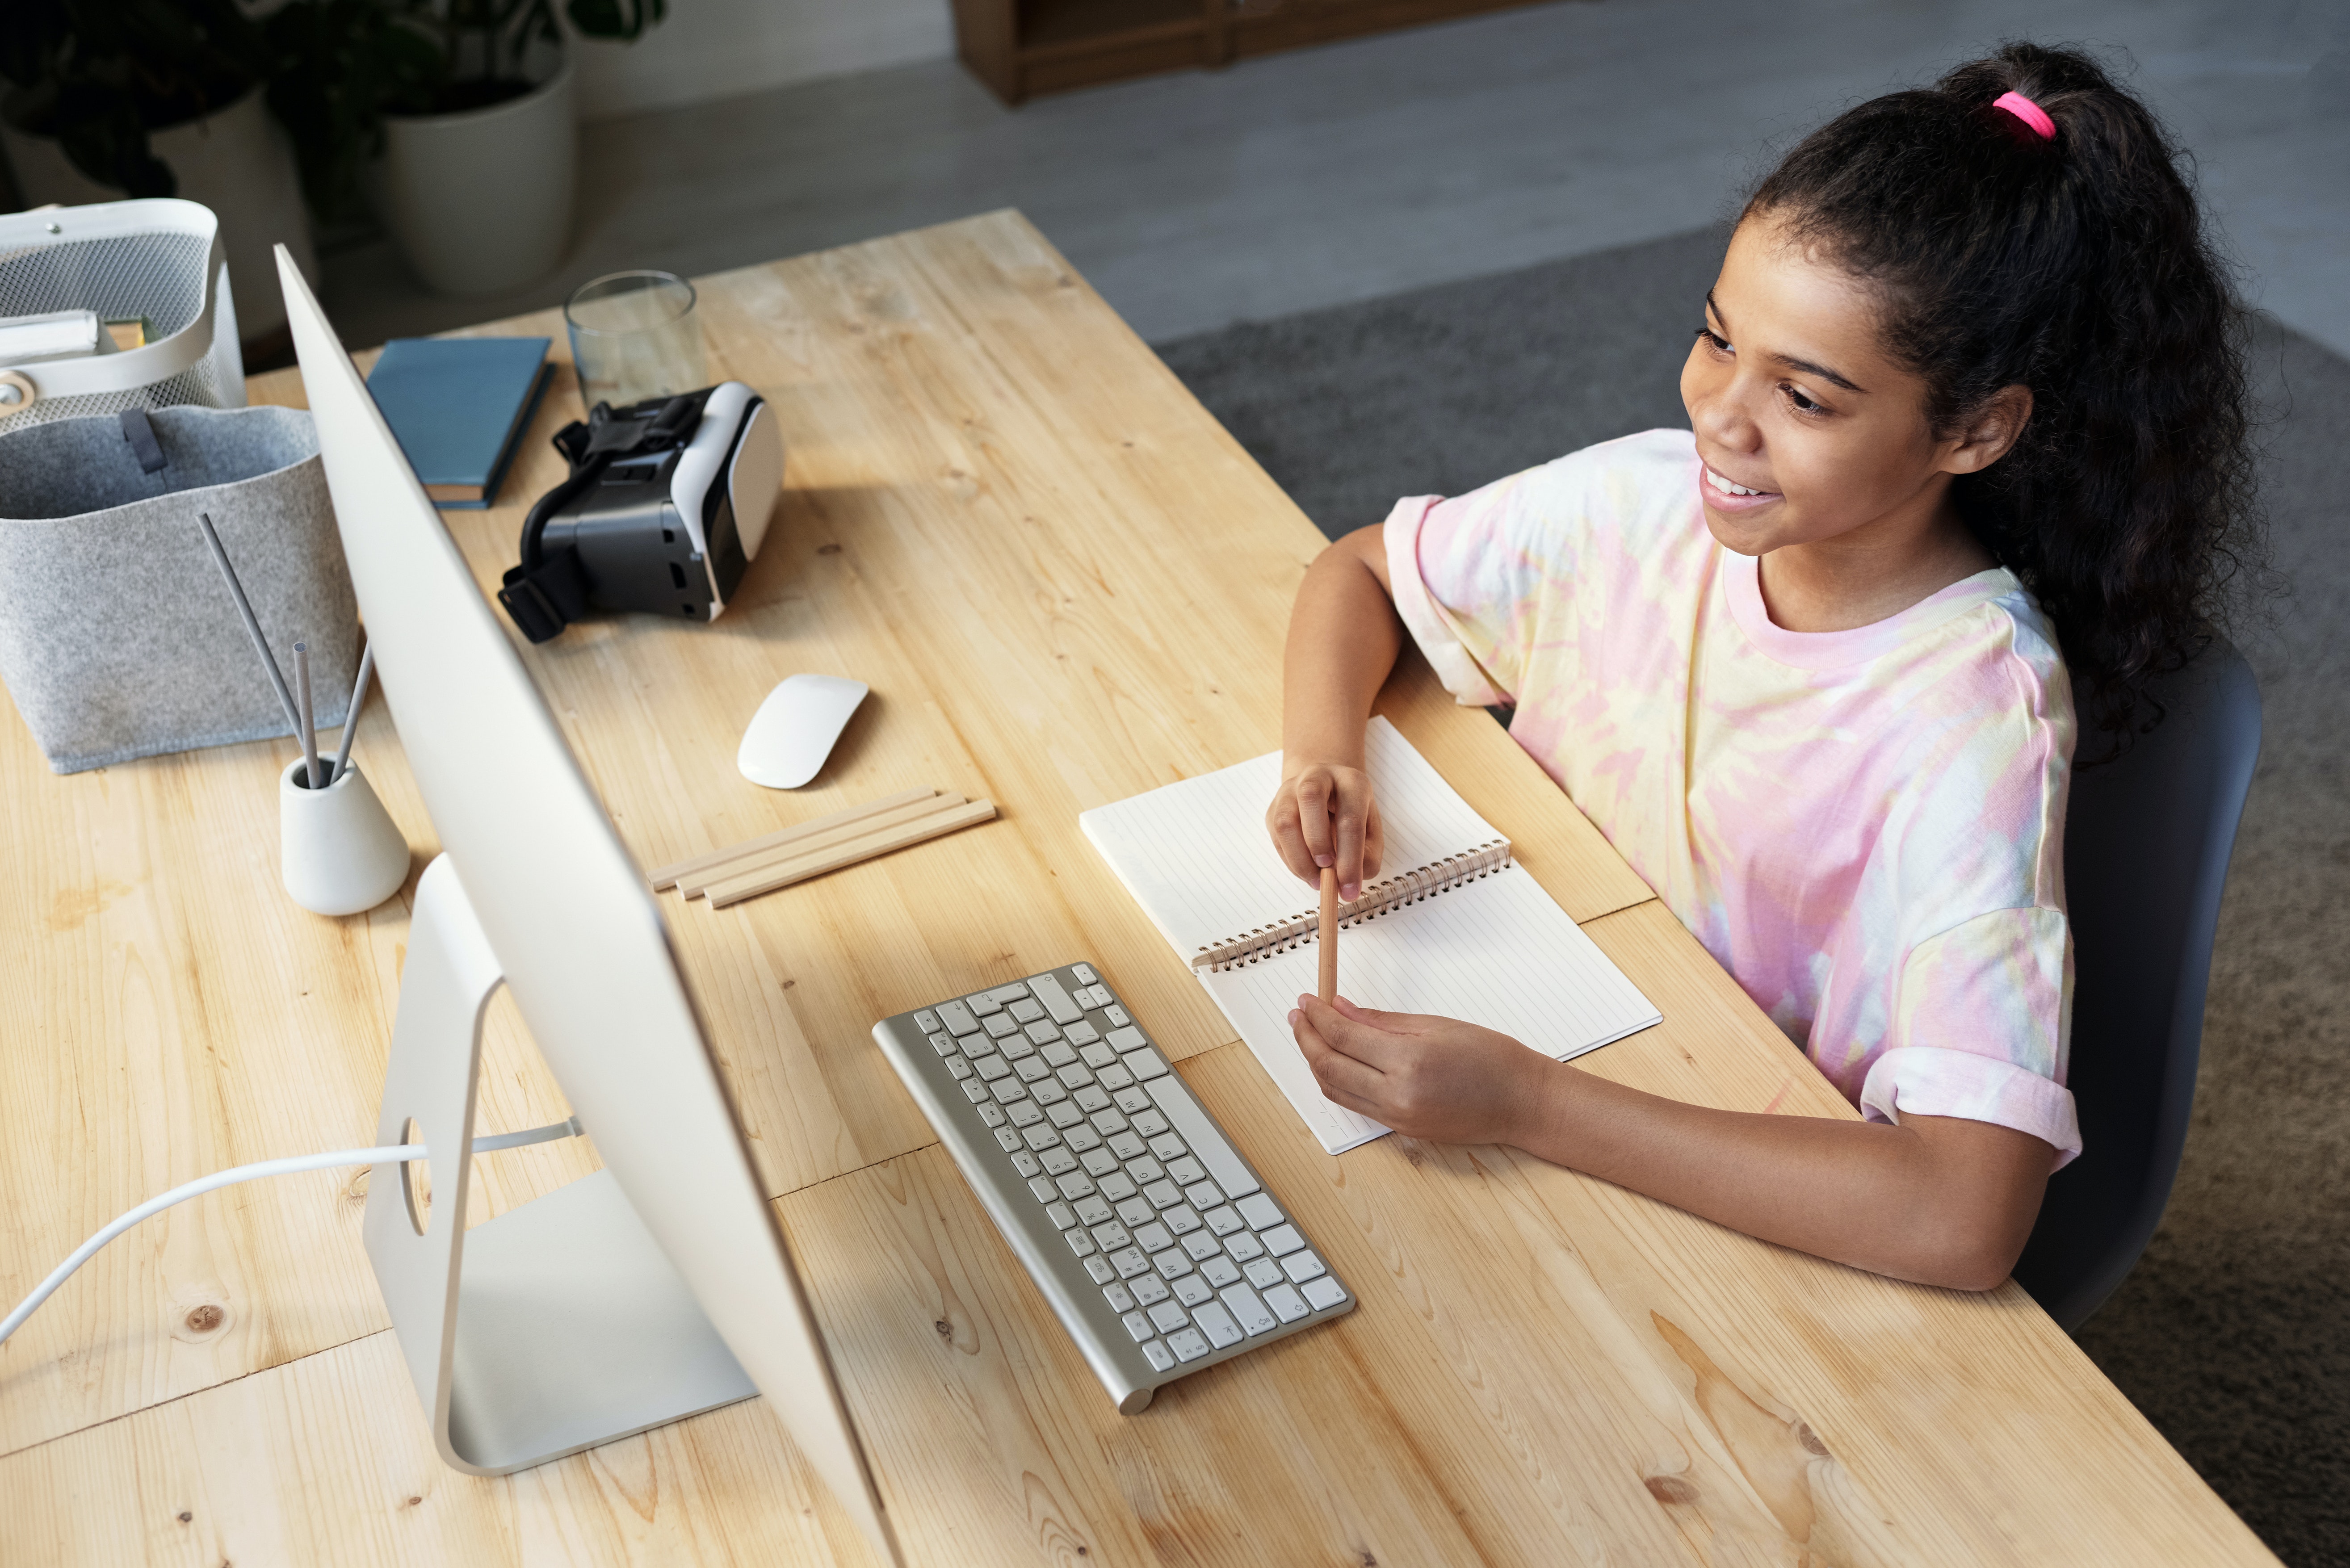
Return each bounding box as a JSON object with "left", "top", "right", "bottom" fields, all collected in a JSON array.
[{"left": 0, "top": 199, "right": 247, "bottom": 430}]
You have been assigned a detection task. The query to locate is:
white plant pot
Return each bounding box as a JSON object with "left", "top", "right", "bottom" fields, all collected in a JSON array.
[
  {"left": 373, "top": 56, "right": 577, "bottom": 296},
  {"left": 0, "top": 87, "right": 317, "bottom": 353},
  {"left": 280, "top": 758, "right": 412, "bottom": 918}
]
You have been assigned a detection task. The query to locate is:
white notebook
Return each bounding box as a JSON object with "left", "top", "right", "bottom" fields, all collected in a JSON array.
[{"left": 1081, "top": 718, "right": 1661, "bottom": 1153}]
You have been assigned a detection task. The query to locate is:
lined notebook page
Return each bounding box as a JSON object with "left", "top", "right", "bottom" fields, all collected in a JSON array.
[
  {"left": 1079, "top": 717, "right": 1503, "bottom": 958},
  {"left": 1083, "top": 722, "right": 1662, "bottom": 1153}
]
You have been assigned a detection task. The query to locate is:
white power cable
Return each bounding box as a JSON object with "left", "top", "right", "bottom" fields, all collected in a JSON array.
[{"left": 0, "top": 1116, "right": 582, "bottom": 1350}]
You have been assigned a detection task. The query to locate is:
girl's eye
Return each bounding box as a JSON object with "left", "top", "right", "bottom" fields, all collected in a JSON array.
[
  {"left": 1782, "top": 383, "right": 1825, "bottom": 415},
  {"left": 1695, "top": 326, "right": 1731, "bottom": 355}
]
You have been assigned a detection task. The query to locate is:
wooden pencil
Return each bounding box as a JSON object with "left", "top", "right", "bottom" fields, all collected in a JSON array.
[
  {"left": 677, "top": 792, "right": 968, "bottom": 898},
  {"left": 1318, "top": 865, "right": 1339, "bottom": 1005},
  {"left": 647, "top": 785, "right": 936, "bottom": 889},
  {"left": 705, "top": 799, "right": 997, "bottom": 908}
]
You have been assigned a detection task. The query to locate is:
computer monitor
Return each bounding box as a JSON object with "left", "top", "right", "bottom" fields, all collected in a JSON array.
[{"left": 276, "top": 248, "right": 899, "bottom": 1564}]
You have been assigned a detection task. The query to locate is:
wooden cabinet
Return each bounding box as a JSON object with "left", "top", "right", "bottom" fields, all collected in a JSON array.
[{"left": 952, "top": 0, "right": 1554, "bottom": 103}]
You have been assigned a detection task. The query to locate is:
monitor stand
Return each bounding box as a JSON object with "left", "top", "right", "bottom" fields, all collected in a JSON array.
[{"left": 362, "top": 855, "right": 758, "bottom": 1475}]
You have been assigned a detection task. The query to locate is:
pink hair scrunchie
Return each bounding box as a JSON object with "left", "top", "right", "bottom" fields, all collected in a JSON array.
[{"left": 1993, "top": 90, "right": 2057, "bottom": 140}]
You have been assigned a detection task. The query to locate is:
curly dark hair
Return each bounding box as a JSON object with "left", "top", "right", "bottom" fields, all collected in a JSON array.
[{"left": 1747, "top": 42, "right": 2263, "bottom": 758}]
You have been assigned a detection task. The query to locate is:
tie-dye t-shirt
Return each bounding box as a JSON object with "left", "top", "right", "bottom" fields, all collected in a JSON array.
[{"left": 1384, "top": 428, "right": 2081, "bottom": 1166}]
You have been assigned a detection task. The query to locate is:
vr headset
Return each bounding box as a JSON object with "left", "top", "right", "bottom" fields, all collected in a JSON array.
[{"left": 498, "top": 382, "right": 782, "bottom": 643}]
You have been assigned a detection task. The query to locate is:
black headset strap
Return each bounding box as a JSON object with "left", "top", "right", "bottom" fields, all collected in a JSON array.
[{"left": 497, "top": 396, "right": 699, "bottom": 643}]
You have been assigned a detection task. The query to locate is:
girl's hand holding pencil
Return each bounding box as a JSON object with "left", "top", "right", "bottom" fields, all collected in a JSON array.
[{"left": 1265, "top": 761, "right": 1383, "bottom": 902}]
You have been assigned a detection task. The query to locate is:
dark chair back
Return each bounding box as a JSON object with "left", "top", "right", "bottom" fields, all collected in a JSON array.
[{"left": 2013, "top": 642, "right": 2262, "bottom": 1330}]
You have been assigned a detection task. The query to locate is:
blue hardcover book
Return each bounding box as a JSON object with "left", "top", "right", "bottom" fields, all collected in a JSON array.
[{"left": 365, "top": 336, "right": 553, "bottom": 509}]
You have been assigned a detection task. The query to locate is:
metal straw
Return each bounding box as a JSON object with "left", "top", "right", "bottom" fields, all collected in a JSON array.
[
  {"left": 326, "top": 640, "right": 373, "bottom": 786},
  {"left": 194, "top": 511, "right": 302, "bottom": 736},
  {"left": 293, "top": 641, "right": 320, "bottom": 789}
]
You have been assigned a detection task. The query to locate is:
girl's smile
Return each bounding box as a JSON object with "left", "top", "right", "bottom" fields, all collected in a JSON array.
[{"left": 1700, "top": 462, "right": 1781, "bottom": 513}]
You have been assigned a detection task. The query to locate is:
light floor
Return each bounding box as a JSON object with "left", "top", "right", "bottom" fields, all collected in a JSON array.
[{"left": 323, "top": 0, "right": 2349, "bottom": 356}]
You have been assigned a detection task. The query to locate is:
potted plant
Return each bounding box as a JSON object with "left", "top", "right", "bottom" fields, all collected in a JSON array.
[
  {"left": 0, "top": 0, "right": 320, "bottom": 360},
  {"left": 269, "top": 0, "right": 666, "bottom": 298}
]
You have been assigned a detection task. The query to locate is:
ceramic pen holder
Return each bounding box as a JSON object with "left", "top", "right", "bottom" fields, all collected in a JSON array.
[{"left": 280, "top": 758, "right": 411, "bottom": 916}]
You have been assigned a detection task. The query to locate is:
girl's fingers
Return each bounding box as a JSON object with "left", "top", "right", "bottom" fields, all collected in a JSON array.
[
  {"left": 1297, "top": 994, "right": 1412, "bottom": 1070},
  {"left": 1291, "top": 1007, "right": 1388, "bottom": 1102},
  {"left": 1295, "top": 771, "right": 1336, "bottom": 868},
  {"left": 1331, "top": 774, "right": 1369, "bottom": 899},
  {"left": 1362, "top": 799, "right": 1385, "bottom": 884},
  {"left": 1266, "top": 792, "right": 1318, "bottom": 885}
]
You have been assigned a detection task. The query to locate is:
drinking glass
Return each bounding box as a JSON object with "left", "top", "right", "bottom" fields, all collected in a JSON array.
[{"left": 564, "top": 270, "right": 708, "bottom": 410}]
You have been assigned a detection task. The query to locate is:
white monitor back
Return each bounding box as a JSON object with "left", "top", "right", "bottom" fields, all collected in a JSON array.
[{"left": 275, "top": 247, "right": 896, "bottom": 1561}]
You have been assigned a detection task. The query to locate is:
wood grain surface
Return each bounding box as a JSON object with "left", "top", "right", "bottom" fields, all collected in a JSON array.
[{"left": 0, "top": 211, "right": 2273, "bottom": 1565}]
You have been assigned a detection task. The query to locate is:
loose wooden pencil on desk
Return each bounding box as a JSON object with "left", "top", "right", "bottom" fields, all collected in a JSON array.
[
  {"left": 1318, "top": 865, "right": 1339, "bottom": 1004},
  {"left": 705, "top": 797, "right": 997, "bottom": 908},
  {"left": 676, "top": 792, "right": 969, "bottom": 899},
  {"left": 648, "top": 785, "right": 936, "bottom": 890}
]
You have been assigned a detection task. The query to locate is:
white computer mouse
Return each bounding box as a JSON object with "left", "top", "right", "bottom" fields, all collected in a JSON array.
[{"left": 738, "top": 674, "right": 869, "bottom": 789}]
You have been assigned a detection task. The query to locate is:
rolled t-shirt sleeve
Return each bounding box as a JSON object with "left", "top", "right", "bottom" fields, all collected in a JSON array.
[
  {"left": 1860, "top": 906, "right": 2082, "bottom": 1169},
  {"left": 1383, "top": 471, "right": 1554, "bottom": 709}
]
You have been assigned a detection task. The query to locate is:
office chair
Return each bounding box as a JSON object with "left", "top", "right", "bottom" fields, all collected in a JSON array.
[{"left": 2012, "top": 640, "right": 2262, "bottom": 1332}]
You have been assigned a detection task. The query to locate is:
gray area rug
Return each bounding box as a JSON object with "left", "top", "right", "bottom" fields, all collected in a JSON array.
[{"left": 1156, "top": 228, "right": 2349, "bottom": 1566}]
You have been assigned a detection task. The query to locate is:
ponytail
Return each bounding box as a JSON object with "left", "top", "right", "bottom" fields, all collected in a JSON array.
[{"left": 1749, "top": 42, "right": 2263, "bottom": 757}]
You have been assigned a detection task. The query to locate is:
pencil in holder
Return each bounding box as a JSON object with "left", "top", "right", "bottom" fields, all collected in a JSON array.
[{"left": 280, "top": 757, "right": 410, "bottom": 917}]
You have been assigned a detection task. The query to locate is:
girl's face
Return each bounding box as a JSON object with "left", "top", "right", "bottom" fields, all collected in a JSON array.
[{"left": 1679, "top": 213, "right": 2001, "bottom": 558}]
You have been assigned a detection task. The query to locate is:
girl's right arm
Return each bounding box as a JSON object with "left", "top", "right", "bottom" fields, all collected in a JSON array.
[{"left": 1266, "top": 524, "right": 1401, "bottom": 901}]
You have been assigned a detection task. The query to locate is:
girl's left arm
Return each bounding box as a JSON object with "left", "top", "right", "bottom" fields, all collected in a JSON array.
[{"left": 1290, "top": 995, "right": 2053, "bottom": 1291}]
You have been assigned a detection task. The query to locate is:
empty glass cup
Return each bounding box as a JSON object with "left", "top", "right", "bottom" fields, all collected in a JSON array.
[{"left": 564, "top": 270, "right": 708, "bottom": 410}]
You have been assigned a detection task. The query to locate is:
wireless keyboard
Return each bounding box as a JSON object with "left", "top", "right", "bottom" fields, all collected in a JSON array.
[{"left": 872, "top": 962, "right": 1352, "bottom": 1411}]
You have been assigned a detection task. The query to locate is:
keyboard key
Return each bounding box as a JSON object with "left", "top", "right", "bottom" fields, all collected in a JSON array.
[
  {"left": 1073, "top": 1085, "right": 1112, "bottom": 1114},
  {"left": 990, "top": 1080, "right": 1028, "bottom": 1105},
  {"left": 1091, "top": 1108, "right": 1130, "bottom": 1136},
  {"left": 1027, "top": 1022, "right": 1062, "bottom": 1046},
  {"left": 1143, "top": 1079, "right": 1261, "bottom": 1201},
  {"left": 1029, "top": 973, "right": 1085, "bottom": 1024},
  {"left": 1194, "top": 1303, "right": 1244, "bottom": 1350},
  {"left": 1167, "top": 1327, "right": 1210, "bottom": 1363},
  {"left": 961, "top": 1082, "right": 990, "bottom": 1105},
  {"left": 966, "top": 994, "right": 1002, "bottom": 1018},
  {"left": 1182, "top": 1181, "right": 1222, "bottom": 1211},
  {"left": 1243, "top": 1257, "right": 1284, "bottom": 1290},
  {"left": 1261, "top": 1224, "right": 1304, "bottom": 1258},
  {"left": 1263, "top": 1283, "right": 1309, "bottom": 1323},
  {"left": 1072, "top": 964, "right": 1096, "bottom": 985},
  {"left": 1085, "top": 1257, "right": 1116, "bottom": 1285},
  {"left": 1224, "top": 1230, "right": 1264, "bottom": 1262},
  {"left": 1130, "top": 1108, "right": 1170, "bottom": 1137},
  {"left": 1078, "top": 1042, "right": 1117, "bottom": 1069},
  {"left": 964, "top": 1032, "right": 999, "bottom": 1059},
  {"left": 1220, "top": 1283, "right": 1278, "bottom": 1336},
  {"left": 999, "top": 1034, "right": 1034, "bottom": 1060},
  {"left": 1108, "top": 1130, "right": 1147, "bottom": 1160},
  {"left": 1133, "top": 1223, "right": 1173, "bottom": 1254},
  {"left": 1115, "top": 1196, "right": 1154, "bottom": 1227},
  {"left": 1203, "top": 1205, "right": 1244, "bottom": 1237},
  {"left": 1045, "top": 1201, "right": 1076, "bottom": 1230},
  {"left": 1009, "top": 997, "right": 1044, "bottom": 1024},
  {"left": 1172, "top": 1272, "right": 1214, "bottom": 1307},
  {"left": 1097, "top": 1064, "right": 1136, "bottom": 1092},
  {"left": 1041, "top": 1040, "right": 1077, "bottom": 1068},
  {"left": 1131, "top": 1273, "right": 1170, "bottom": 1307},
  {"left": 1069, "top": 1023, "right": 1104, "bottom": 1049},
  {"left": 1235, "top": 1194, "right": 1284, "bottom": 1230},
  {"left": 982, "top": 1013, "right": 1018, "bottom": 1039},
  {"left": 1147, "top": 1300, "right": 1189, "bottom": 1333},
  {"left": 976, "top": 1055, "right": 1011, "bottom": 1082},
  {"left": 1105, "top": 1006, "right": 1132, "bottom": 1028},
  {"left": 995, "top": 1129, "right": 1024, "bottom": 1155},
  {"left": 1032, "top": 1080, "right": 1070, "bottom": 1106},
  {"left": 1074, "top": 1194, "right": 1113, "bottom": 1226},
  {"left": 1106, "top": 1026, "right": 1148, "bottom": 1052},
  {"left": 1081, "top": 1148, "right": 1120, "bottom": 1178},
  {"left": 1141, "top": 1339, "right": 1176, "bottom": 1372},
  {"left": 1122, "top": 1311, "right": 1154, "bottom": 1343},
  {"left": 1091, "top": 1221, "right": 1130, "bottom": 1252},
  {"left": 1098, "top": 1172, "right": 1138, "bottom": 1203},
  {"left": 914, "top": 1009, "right": 941, "bottom": 1034},
  {"left": 1163, "top": 1204, "right": 1203, "bottom": 1236},
  {"left": 1058, "top": 1065, "right": 1095, "bottom": 1090},
  {"left": 1147, "top": 1133, "right": 1186, "bottom": 1162},
  {"left": 977, "top": 1103, "right": 1007, "bottom": 1128},
  {"left": 939, "top": 1000, "right": 980, "bottom": 1035},
  {"left": 1199, "top": 1254, "right": 1242, "bottom": 1288},
  {"left": 1054, "top": 1172, "right": 1095, "bottom": 1200},
  {"left": 1022, "top": 1124, "right": 1060, "bottom": 1153},
  {"left": 1027, "top": 1177, "right": 1058, "bottom": 1202},
  {"left": 1301, "top": 1276, "right": 1347, "bottom": 1311},
  {"left": 1046, "top": 1102, "right": 1085, "bottom": 1129},
  {"left": 1142, "top": 1180, "right": 1183, "bottom": 1209},
  {"left": 1180, "top": 1231, "right": 1222, "bottom": 1263},
  {"left": 1064, "top": 1123, "right": 1103, "bottom": 1153},
  {"left": 929, "top": 1032, "right": 959, "bottom": 1057},
  {"left": 1066, "top": 1229, "right": 1097, "bottom": 1258},
  {"left": 1014, "top": 1057, "right": 1051, "bottom": 1084},
  {"left": 1042, "top": 1146, "right": 1078, "bottom": 1177},
  {"left": 1152, "top": 1248, "right": 1193, "bottom": 1280},
  {"left": 947, "top": 1057, "right": 974, "bottom": 1082},
  {"left": 1007, "top": 1100, "right": 1044, "bottom": 1128},
  {"left": 1282, "top": 1249, "right": 1327, "bottom": 1284},
  {"left": 989, "top": 984, "right": 1032, "bottom": 1003},
  {"left": 1125, "top": 1156, "right": 1166, "bottom": 1186},
  {"left": 1109, "top": 1248, "right": 1150, "bottom": 1279},
  {"left": 1102, "top": 1280, "right": 1135, "bottom": 1311},
  {"left": 1123, "top": 1050, "right": 1170, "bottom": 1084},
  {"left": 1166, "top": 1156, "right": 1206, "bottom": 1188}
]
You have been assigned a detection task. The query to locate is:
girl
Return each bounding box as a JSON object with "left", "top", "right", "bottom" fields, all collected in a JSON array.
[{"left": 1266, "top": 43, "right": 2258, "bottom": 1291}]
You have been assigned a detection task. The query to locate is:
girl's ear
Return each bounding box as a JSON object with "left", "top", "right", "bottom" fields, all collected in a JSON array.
[{"left": 1942, "top": 385, "right": 2035, "bottom": 475}]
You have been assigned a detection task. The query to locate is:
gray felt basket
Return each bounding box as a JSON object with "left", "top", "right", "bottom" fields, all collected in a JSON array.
[{"left": 0, "top": 405, "right": 358, "bottom": 774}]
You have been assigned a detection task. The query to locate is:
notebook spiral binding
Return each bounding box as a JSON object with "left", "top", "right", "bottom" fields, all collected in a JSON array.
[{"left": 1188, "top": 839, "right": 1515, "bottom": 973}]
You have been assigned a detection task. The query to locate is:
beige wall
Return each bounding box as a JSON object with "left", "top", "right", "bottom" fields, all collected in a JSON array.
[{"left": 572, "top": 0, "right": 953, "bottom": 120}]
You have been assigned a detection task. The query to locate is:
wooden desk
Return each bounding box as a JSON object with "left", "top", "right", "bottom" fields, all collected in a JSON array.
[{"left": 0, "top": 212, "right": 2274, "bottom": 1566}]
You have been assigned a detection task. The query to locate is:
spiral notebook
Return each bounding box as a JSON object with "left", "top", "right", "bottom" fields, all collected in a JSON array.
[{"left": 1081, "top": 718, "right": 1661, "bottom": 1153}]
